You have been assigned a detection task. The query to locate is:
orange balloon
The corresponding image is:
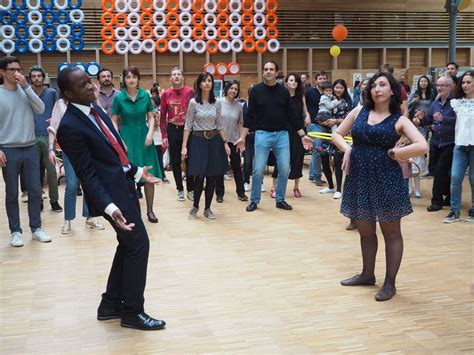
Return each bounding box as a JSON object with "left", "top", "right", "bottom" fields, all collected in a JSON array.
[{"left": 332, "top": 24, "right": 348, "bottom": 42}]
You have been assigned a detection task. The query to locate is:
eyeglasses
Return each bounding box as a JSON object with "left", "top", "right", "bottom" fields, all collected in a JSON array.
[
  {"left": 437, "top": 84, "right": 451, "bottom": 87},
  {"left": 5, "top": 68, "right": 22, "bottom": 73}
]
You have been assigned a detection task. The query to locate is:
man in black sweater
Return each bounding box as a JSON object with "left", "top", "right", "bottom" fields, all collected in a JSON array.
[{"left": 236, "top": 61, "right": 312, "bottom": 212}]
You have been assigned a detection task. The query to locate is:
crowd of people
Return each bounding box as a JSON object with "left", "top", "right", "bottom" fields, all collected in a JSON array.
[{"left": 0, "top": 55, "right": 473, "bottom": 328}]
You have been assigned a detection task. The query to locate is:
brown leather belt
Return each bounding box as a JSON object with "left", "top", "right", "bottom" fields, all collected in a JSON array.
[{"left": 192, "top": 129, "right": 219, "bottom": 139}]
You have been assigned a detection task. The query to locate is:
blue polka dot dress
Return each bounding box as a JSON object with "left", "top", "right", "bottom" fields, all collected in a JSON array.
[{"left": 341, "top": 107, "right": 413, "bottom": 222}]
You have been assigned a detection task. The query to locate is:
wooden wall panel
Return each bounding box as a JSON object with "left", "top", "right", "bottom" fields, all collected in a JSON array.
[
  {"left": 16, "top": 53, "right": 40, "bottom": 75},
  {"left": 99, "top": 53, "right": 125, "bottom": 77},
  {"left": 362, "top": 49, "right": 381, "bottom": 69},
  {"left": 432, "top": 48, "right": 448, "bottom": 67},
  {"left": 183, "top": 53, "right": 207, "bottom": 74},
  {"left": 312, "top": 49, "right": 332, "bottom": 71},
  {"left": 40, "top": 53, "right": 68, "bottom": 75},
  {"left": 262, "top": 52, "right": 283, "bottom": 69},
  {"left": 236, "top": 52, "right": 257, "bottom": 73},
  {"left": 209, "top": 53, "right": 234, "bottom": 68},
  {"left": 128, "top": 53, "right": 155, "bottom": 74},
  {"left": 338, "top": 49, "right": 358, "bottom": 70},
  {"left": 410, "top": 48, "right": 427, "bottom": 67},
  {"left": 156, "top": 53, "right": 179, "bottom": 74},
  {"left": 386, "top": 48, "right": 405, "bottom": 69},
  {"left": 238, "top": 73, "right": 259, "bottom": 99},
  {"left": 287, "top": 49, "right": 308, "bottom": 72},
  {"left": 456, "top": 48, "right": 470, "bottom": 66}
]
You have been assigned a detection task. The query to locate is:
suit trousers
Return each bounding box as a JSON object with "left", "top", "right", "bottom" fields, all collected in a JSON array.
[
  {"left": 101, "top": 178, "right": 150, "bottom": 317},
  {"left": 216, "top": 142, "right": 245, "bottom": 198},
  {"left": 431, "top": 144, "right": 454, "bottom": 206}
]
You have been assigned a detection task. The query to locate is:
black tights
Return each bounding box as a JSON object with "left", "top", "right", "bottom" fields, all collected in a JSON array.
[
  {"left": 321, "top": 153, "right": 343, "bottom": 191},
  {"left": 193, "top": 176, "right": 216, "bottom": 210},
  {"left": 356, "top": 220, "right": 404, "bottom": 289}
]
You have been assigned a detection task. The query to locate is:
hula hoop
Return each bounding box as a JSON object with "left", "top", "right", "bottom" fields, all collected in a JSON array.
[
  {"left": 204, "top": 0, "right": 217, "bottom": 13},
  {"left": 153, "top": 25, "right": 167, "bottom": 39},
  {"left": 180, "top": 25, "right": 192, "bottom": 39},
  {"left": 42, "top": 9, "right": 56, "bottom": 24},
  {"left": 69, "top": 9, "right": 84, "bottom": 23},
  {"left": 128, "top": 26, "right": 141, "bottom": 40},
  {"left": 14, "top": 9, "right": 28, "bottom": 24},
  {"left": 70, "top": 38, "right": 84, "bottom": 51},
  {"left": 29, "top": 38, "right": 43, "bottom": 53},
  {"left": 204, "top": 13, "right": 216, "bottom": 26},
  {"left": 15, "top": 39, "right": 28, "bottom": 53},
  {"left": 229, "top": 12, "right": 241, "bottom": 26},
  {"left": 267, "top": 38, "right": 280, "bottom": 53},
  {"left": 229, "top": 25, "right": 242, "bottom": 39},
  {"left": 56, "top": 38, "right": 71, "bottom": 53},
  {"left": 115, "top": 12, "right": 127, "bottom": 27},
  {"left": 141, "top": 24, "right": 154, "bottom": 39},
  {"left": 254, "top": 26, "right": 266, "bottom": 40},
  {"left": 180, "top": 38, "right": 193, "bottom": 53},
  {"left": 192, "top": 26, "right": 205, "bottom": 40},
  {"left": 42, "top": 38, "right": 56, "bottom": 52},
  {"left": 254, "top": 0, "right": 265, "bottom": 13},
  {"left": 255, "top": 39, "right": 267, "bottom": 53},
  {"left": 204, "top": 26, "right": 217, "bottom": 40},
  {"left": 168, "top": 38, "right": 181, "bottom": 53},
  {"left": 43, "top": 24, "right": 57, "bottom": 38},
  {"left": 153, "top": 12, "right": 166, "bottom": 25},
  {"left": 167, "top": 25, "right": 180, "bottom": 39},
  {"left": 70, "top": 23, "right": 84, "bottom": 37},
  {"left": 127, "top": 12, "right": 140, "bottom": 26},
  {"left": 179, "top": 0, "right": 191, "bottom": 11},
  {"left": 155, "top": 38, "right": 168, "bottom": 53},
  {"left": 242, "top": 25, "right": 254, "bottom": 39},
  {"left": 129, "top": 39, "right": 142, "bottom": 55},
  {"left": 307, "top": 131, "right": 353, "bottom": 142},
  {"left": 192, "top": 13, "right": 204, "bottom": 26},
  {"left": 141, "top": 38, "right": 155, "bottom": 53},
  {"left": 266, "top": 13, "right": 278, "bottom": 26},
  {"left": 101, "top": 40, "right": 115, "bottom": 54},
  {"left": 101, "top": 0, "right": 114, "bottom": 12},
  {"left": 266, "top": 26, "right": 278, "bottom": 39},
  {"left": 1, "top": 39, "right": 15, "bottom": 54},
  {"left": 57, "top": 24, "right": 71, "bottom": 38},
  {"left": 101, "top": 12, "right": 115, "bottom": 26},
  {"left": 26, "top": 0, "right": 40, "bottom": 10},
  {"left": 166, "top": 11, "right": 179, "bottom": 26},
  {"left": 192, "top": 0, "right": 203, "bottom": 12},
  {"left": 229, "top": 0, "right": 241, "bottom": 12},
  {"left": 193, "top": 39, "right": 206, "bottom": 54},
  {"left": 55, "top": 9, "right": 69, "bottom": 24},
  {"left": 114, "top": 0, "right": 127, "bottom": 13},
  {"left": 1, "top": 11, "right": 14, "bottom": 25},
  {"left": 140, "top": 11, "right": 152, "bottom": 25},
  {"left": 115, "top": 27, "right": 128, "bottom": 40},
  {"left": 115, "top": 40, "right": 129, "bottom": 55},
  {"left": 216, "top": 12, "right": 229, "bottom": 26},
  {"left": 27, "top": 10, "right": 42, "bottom": 24},
  {"left": 179, "top": 11, "right": 192, "bottom": 25},
  {"left": 14, "top": 24, "right": 28, "bottom": 39},
  {"left": 1, "top": 25, "right": 15, "bottom": 39},
  {"left": 217, "top": 39, "right": 231, "bottom": 53},
  {"left": 206, "top": 39, "right": 218, "bottom": 54},
  {"left": 54, "top": 0, "right": 67, "bottom": 9},
  {"left": 28, "top": 24, "right": 43, "bottom": 39},
  {"left": 217, "top": 26, "right": 229, "bottom": 40},
  {"left": 243, "top": 38, "right": 255, "bottom": 53},
  {"left": 230, "top": 38, "right": 243, "bottom": 52},
  {"left": 241, "top": 12, "right": 253, "bottom": 26},
  {"left": 153, "top": 0, "right": 166, "bottom": 11},
  {"left": 254, "top": 13, "right": 265, "bottom": 26}
]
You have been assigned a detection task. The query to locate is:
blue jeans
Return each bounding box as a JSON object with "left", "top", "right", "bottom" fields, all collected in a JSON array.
[
  {"left": 251, "top": 130, "right": 290, "bottom": 203},
  {"left": 1, "top": 146, "right": 42, "bottom": 233},
  {"left": 450, "top": 145, "right": 474, "bottom": 215},
  {"left": 63, "top": 153, "right": 89, "bottom": 220},
  {"left": 307, "top": 123, "right": 322, "bottom": 180}
]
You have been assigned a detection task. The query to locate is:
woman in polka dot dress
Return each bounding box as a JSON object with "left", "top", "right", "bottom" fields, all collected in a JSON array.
[{"left": 332, "top": 72, "right": 429, "bottom": 301}]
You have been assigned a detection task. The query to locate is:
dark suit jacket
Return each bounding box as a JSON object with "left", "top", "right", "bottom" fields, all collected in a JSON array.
[{"left": 57, "top": 103, "right": 138, "bottom": 217}]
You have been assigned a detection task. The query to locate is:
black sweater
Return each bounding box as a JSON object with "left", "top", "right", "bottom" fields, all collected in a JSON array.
[{"left": 244, "top": 82, "right": 303, "bottom": 132}]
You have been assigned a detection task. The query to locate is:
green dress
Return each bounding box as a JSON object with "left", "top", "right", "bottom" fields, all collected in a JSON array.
[{"left": 111, "top": 88, "right": 163, "bottom": 180}]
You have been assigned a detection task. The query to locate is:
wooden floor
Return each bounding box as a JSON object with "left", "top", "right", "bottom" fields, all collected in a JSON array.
[{"left": 0, "top": 166, "right": 473, "bottom": 353}]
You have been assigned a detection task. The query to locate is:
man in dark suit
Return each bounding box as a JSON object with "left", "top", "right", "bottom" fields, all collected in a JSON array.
[{"left": 56, "top": 67, "right": 165, "bottom": 331}]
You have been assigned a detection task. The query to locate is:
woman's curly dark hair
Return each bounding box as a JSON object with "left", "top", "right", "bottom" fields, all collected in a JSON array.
[
  {"left": 364, "top": 72, "right": 402, "bottom": 114},
  {"left": 455, "top": 71, "right": 473, "bottom": 99}
]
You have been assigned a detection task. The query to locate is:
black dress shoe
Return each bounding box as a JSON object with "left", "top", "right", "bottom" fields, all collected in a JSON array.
[
  {"left": 340, "top": 274, "right": 376, "bottom": 286},
  {"left": 375, "top": 285, "right": 397, "bottom": 301},
  {"left": 77, "top": 187, "right": 82, "bottom": 196},
  {"left": 121, "top": 313, "right": 166, "bottom": 331},
  {"left": 147, "top": 211, "right": 158, "bottom": 223},
  {"left": 216, "top": 196, "right": 224, "bottom": 203},
  {"left": 51, "top": 201, "right": 63, "bottom": 213},
  {"left": 276, "top": 200, "right": 292, "bottom": 210},
  {"left": 97, "top": 307, "right": 122, "bottom": 321},
  {"left": 238, "top": 193, "right": 248, "bottom": 201},
  {"left": 246, "top": 202, "right": 258, "bottom": 212},
  {"left": 137, "top": 189, "right": 143, "bottom": 199},
  {"left": 427, "top": 204, "right": 443, "bottom": 212}
]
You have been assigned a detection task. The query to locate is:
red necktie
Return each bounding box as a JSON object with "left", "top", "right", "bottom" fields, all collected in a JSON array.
[{"left": 90, "top": 107, "right": 130, "bottom": 167}]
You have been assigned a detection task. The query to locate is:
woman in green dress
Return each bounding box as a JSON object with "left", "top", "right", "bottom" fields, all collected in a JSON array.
[{"left": 111, "top": 66, "right": 162, "bottom": 223}]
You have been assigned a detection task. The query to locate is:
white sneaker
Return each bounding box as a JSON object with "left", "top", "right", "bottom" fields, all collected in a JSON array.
[
  {"left": 187, "top": 191, "right": 194, "bottom": 201},
  {"left": 333, "top": 191, "right": 342, "bottom": 199},
  {"left": 61, "top": 220, "right": 71, "bottom": 234},
  {"left": 42, "top": 190, "right": 47, "bottom": 200},
  {"left": 21, "top": 192, "right": 28, "bottom": 203},
  {"left": 86, "top": 218, "right": 105, "bottom": 230},
  {"left": 244, "top": 183, "right": 250, "bottom": 192},
  {"left": 177, "top": 190, "right": 185, "bottom": 202},
  {"left": 11, "top": 232, "right": 24, "bottom": 247},
  {"left": 260, "top": 183, "right": 266, "bottom": 192},
  {"left": 320, "top": 187, "right": 334, "bottom": 194},
  {"left": 32, "top": 228, "right": 52, "bottom": 243},
  {"left": 223, "top": 174, "right": 231, "bottom": 181}
]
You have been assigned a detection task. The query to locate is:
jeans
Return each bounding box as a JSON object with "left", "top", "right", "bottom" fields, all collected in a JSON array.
[
  {"left": 307, "top": 123, "right": 322, "bottom": 180},
  {"left": 450, "top": 145, "right": 474, "bottom": 215},
  {"left": 63, "top": 153, "right": 89, "bottom": 221},
  {"left": 251, "top": 130, "right": 290, "bottom": 203},
  {"left": 35, "top": 135, "right": 59, "bottom": 203},
  {"left": 1, "top": 146, "right": 42, "bottom": 233}
]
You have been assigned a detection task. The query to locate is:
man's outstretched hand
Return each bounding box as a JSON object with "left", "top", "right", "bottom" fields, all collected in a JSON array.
[{"left": 142, "top": 166, "right": 162, "bottom": 184}]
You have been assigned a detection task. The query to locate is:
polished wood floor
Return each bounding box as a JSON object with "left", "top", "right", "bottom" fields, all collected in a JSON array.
[{"left": 0, "top": 167, "right": 472, "bottom": 353}]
